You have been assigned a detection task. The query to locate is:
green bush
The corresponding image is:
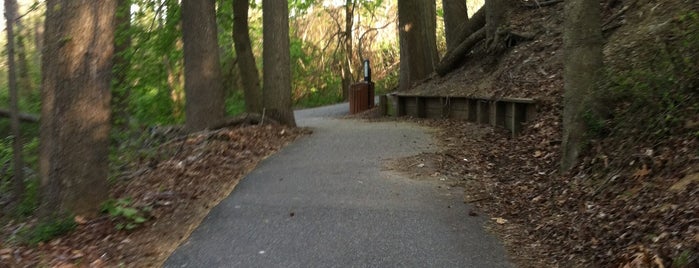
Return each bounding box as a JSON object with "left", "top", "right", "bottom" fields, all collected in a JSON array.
[
  {"left": 101, "top": 198, "right": 149, "bottom": 231},
  {"left": 19, "top": 215, "right": 76, "bottom": 245}
]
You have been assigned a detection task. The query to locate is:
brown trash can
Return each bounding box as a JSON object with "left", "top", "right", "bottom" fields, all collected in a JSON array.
[{"left": 349, "top": 82, "right": 375, "bottom": 114}]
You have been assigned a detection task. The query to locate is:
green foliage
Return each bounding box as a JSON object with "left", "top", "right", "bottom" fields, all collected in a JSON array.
[
  {"left": 117, "top": 0, "right": 184, "bottom": 126},
  {"left": 591, "top": 12, "right": 699, "bottom": 140},
  {"left": 226, "top": 90, "right": 247, "bottom": 116},
  {"left": 19, "top": 215, "right": 76, "bottom": 245},
  {"left": 0, "top": 137, "right": 40, "bottom": 216},
  {"left": 672, "top": 250, "right": 694, "bottom": 268},
  {"left": 101, "top": 198, "right": 149, "bottom": 231}
]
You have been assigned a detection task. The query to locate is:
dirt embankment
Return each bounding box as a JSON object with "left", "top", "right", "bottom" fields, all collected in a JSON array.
[{"left": 388, "top": 0, "right": 698, "bottom": 266}]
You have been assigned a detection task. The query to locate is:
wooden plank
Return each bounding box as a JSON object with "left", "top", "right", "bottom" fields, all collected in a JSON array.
[{"left": 495, "top": 102, "right": 507, "bottom": 128}]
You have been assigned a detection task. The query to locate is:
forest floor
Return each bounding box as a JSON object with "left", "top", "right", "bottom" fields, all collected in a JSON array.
[{"left": 1, "top": 124, "right": 310, "bottom": 267}]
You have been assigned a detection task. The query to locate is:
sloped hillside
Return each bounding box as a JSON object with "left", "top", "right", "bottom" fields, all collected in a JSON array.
[{"left": 401, "top": 0, "right": 698, "bottom": 266}]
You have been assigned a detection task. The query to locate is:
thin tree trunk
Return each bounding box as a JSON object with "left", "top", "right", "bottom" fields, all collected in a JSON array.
[
  {"left": 233, "top": 0, "right": 262, "bottom": 113},
  {"left": 182, "top": 0, "right": 226, "bottom": 131},
  {"left": 113, "top": 0, "right": 132, "bottom": 128},
  {"left": 14, "top": 18, "right": 32, "bottom": 97},
  {"left": 443, "top": 0, "right": 469, "bottom": 52},
  {"left": 262, "top": 0, "right": 296, "bottom": 126},
  {"left": 561, "top": 0, "right": 603, "bottom": 171},
  {"left": 40, "top": 0, "right": 116, "bottom": 217},
  {"left": 4, "top": 0, "right": 24, "bottom": 207},
  {"left": 341, "top": 0, "right": 355, "bottom": 100}
]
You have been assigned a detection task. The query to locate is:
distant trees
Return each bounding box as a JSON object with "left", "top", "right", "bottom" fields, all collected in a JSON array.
[
  {"left": 561, "top": 0, "right": 603, "bottom": 171},
  {"left": 262, "top": 0, "right": 296, "bottom": 126},
  {"left": 40, "top": 0, "right": 117, "bottom": 217},
  {"left": 397, "top": 0, "right": 439, "bottom": 91},
  {"left": 182, "top": 0, "right": 226, "bottom": 131}
]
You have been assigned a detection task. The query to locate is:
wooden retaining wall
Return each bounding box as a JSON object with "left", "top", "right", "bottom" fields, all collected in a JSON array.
[{"left": 385, "top": 94, "right": 537, "bottom": 137}]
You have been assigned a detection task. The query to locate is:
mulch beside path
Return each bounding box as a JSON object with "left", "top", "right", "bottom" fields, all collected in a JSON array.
[
  {"left": 377, "top": 113, "right": 697, "bottom": 268},
  {"left": 1, "top": 124, "right": 310, "bottom": 267}
]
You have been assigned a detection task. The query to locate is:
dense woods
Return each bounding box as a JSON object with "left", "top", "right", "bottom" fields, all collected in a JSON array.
[{"left": 0, "top": 0, "right": 696, "bottom": 267}]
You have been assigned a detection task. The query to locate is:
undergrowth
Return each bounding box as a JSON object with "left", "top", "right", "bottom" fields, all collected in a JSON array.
[{"left": 589, "top": 11, "right": 698, "bottom": 145}]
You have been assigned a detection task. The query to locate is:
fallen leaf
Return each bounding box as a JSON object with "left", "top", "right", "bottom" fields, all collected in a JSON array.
[
  {"left": 533, "top": 151, "right": 543, "bottom": 158},
  {"left": 74, "top": 216, "right": 87, "bottom": 225},
  {"left": 632, "top": 164, "right": 651, "bottom": 180},
  {"left": 492, "top": 217, "right": 508, "bottom": 224}
]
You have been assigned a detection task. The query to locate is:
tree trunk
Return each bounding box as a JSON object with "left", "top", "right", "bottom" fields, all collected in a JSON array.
[
  {"left": 4, "top": 0, "right": 25, "bottom": 207},
  {"left": 398, "top": 0, "right": 439, "bottom": 91},
  {"left": 182, "top": 0, "right": 226, "bottom": 132},
  {"left": 451, "top": 7, "right": 485, "bottom": 53},
  {"left": 485, "top": 0, "right": 512, "bottom": 52},
  {"left": 442, "top": 0, "right": 469, "bottom": 52},
  {"left": 33, "top": 18, "right": 43, "bottom": 67},
  {"left": 262, "top": 0, "right": 296, "bottom": 126},
  {"left": 341, "top": 0, "right": 356, "bottom": 100},
  {"left": 435, "top": 28, "right": 486, "bottom": 76},
  {"left": 233, "top": 0, "right": 262, "bottom": 113},
  {"left": 13, "top": 17, "right": 32, "bottom": 97},
  {"left": 40, "top": 0, "right": 116, "bottom": 217},
  {"left": 561, "top": 0, "right": 603, "bottom": 171},
  {"left": 113, "top": 0, "right": 132, "bottom": 128}
]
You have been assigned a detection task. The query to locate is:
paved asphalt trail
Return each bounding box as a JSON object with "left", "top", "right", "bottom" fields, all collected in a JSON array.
[{"left": 164, "top": 103, "right": 511, "bottom": 267}]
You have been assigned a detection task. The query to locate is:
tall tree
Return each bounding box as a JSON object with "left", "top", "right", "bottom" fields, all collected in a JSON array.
[
  {"left": 4, "top": 0, "right": 25, "bottom": 206},
  {"left": 561, "top": 0, "right": 603, "bottom": 171},
  {"left": 262, "top": 0, "right": 296, "bottom": 126},
  {"left": 182, "top": 0, "right": 226, "bottom": 131},
  {"left": 233, "top": 0, "right": 262, "bottom": 113},
  {"left": 13, "top": 13, "right": 32, "bottom": 96},
  {"left": 398, "top": 0, "right": 439, "bottom": 91},
  {"left": 40, "top": 0, "right": 117, "bottom": 217},
  {"left": 341, "top": 0, "right": 356, "bottom": 100},
  {"left": 442, "top": 0, "right": 468, "bottom": 52}
]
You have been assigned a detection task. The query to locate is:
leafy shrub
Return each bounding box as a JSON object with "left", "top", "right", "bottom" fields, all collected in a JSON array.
[
  {"left": 101, "top": 198, "right": 149, "bottom": 231},
  {"left": 19, "top": 215, "right": 76, "bottom": 245}
]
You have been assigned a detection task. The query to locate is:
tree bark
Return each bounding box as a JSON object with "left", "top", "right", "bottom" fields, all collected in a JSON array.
[
  {"left": 262, "top": 0, "right": 296, "bottom": 126},
  {"left": 561, "top": 0, "right": 603, "bottom": 171},
  {"left": 451, "top": 7, "right": 485, "bottom": 53},
  {"left": 13, "top": 16, "right": 32, "bottom": 97},
  {"left": 435, "top": 28, "right": 486, "bottom": 76},
  {"left": 442, "top": 0, "right": 469, "bottom": 52},
  {"left": 233, "top": 0, "right": 262, "bottom": 113},
  {"left": 40, "top": 0, "right": 117, "bottom": 217},
  {"left": 398, "top": 0, "right": 439, "bottom": 91},
  {"left": 341, "top": 0, "right": 356, "bottom": 100},
  {"left": 485, "top": 0, "right": 513, "bottom": 52},
  {"left": 4, "top": 0, "right": 25, "bottom": 206},
  {"left": 182, "top": 0, "right": 226, "bottom": 132}
]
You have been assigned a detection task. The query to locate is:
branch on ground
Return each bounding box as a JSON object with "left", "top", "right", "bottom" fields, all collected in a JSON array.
[
  {"left": 0, "top": 109, "right": 39, "bottom": 123},
  {"left": 520, "top": 0, "right": 564, "bottom": 8}
]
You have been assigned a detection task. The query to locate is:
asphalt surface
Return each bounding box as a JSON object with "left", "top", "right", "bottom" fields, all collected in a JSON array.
[{"left": 164, "top": 103, "right": 512, "bottom": 267}]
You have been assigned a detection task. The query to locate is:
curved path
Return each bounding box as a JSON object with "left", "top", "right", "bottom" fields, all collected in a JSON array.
[{"left": 164, "top": 103, "right": 511, "bottom": 267}]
